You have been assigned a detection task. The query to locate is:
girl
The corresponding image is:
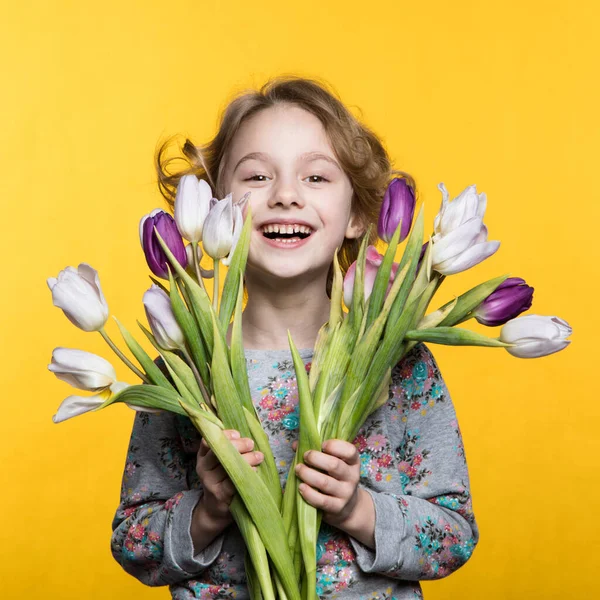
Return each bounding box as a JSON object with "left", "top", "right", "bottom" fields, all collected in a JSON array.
[{"left": 111, "top": 76, "right": 479, "bottom": 599}]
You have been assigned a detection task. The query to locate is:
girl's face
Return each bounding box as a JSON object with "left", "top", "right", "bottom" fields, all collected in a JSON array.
[{"left": 222, "top": 104, "right": 363, "bottom": 288}]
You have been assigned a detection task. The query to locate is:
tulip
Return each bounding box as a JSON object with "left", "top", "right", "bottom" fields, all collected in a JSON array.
[
  {"left": 49, "top": 347, "right": 118, "bottom": 391},
  {"left": 474, "top": 277, "right": 534, "bottom": 326},
  {"left": 378, "top": 178, "right": 416, "bottom": 243},
  {"left": 499, "top": 315, "right": 572, "bottom": 358},
  {"left": 143, "top": 284, "right": 185, "bottom": 350},
  {"left": 140, "top": 209, "right": 187, "bottom": 279},
  {"left": 431, "top": 183, "right": 500, "bottom": 275},
  {"left": 47, "top": 263, "right": 109, "bottom": 332},
  {"left": 343, "top": 246, "right": 398, "bottom": 308},
  {"left": 174, "top": 175, "right": 212, "bottom": 243},
  {"left": 202, "top": 194, "right": 235, "bottom": 260},
  {"left": 222, "top": 202, "right": 244, "bottom": 267}
]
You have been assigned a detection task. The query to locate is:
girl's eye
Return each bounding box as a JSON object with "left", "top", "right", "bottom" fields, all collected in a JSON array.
[
  {"left": 244, "top": 174, "right": 270, "bottom": 182},
  {"left": 305, "top": 175, "right": 328, "bottom": 184}
]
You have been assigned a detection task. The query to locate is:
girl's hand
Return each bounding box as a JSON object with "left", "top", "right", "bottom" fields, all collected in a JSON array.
[
  {"left": 195, "top": 429, "right": 264, "bottom": 523},
  {"left": 295, "top": 439, "right": 361, "bottom": 526},
  {"left": 294, "top": 439, "right": 375, "bottom": 547}
]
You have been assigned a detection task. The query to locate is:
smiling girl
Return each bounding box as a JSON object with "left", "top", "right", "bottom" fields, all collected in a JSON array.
[{"left": 111, "top": 76, "right": 479, "bottom": 599}]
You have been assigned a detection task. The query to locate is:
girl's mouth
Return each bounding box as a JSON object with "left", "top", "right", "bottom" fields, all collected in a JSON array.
[{"left": 259, "top": 223, "right": 314, "bottom": 246}]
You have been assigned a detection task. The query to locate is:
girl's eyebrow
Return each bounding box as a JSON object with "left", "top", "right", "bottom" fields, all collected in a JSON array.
[{"left": 233, "top": 151, "right": 341, "bottom": 173}]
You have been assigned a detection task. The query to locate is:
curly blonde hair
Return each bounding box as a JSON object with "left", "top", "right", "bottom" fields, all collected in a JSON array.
[{"left": 155, "top": 75, "right": 416, "bottom": 294}]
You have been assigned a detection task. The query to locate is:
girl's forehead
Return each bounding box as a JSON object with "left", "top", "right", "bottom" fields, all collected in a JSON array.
[{"left": 230, "top": 105, "right": 333, "bottom": 156}]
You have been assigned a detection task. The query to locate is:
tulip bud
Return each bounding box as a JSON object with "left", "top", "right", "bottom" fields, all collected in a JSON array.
[
  {"left": 48, "top": 348, "right": 117, "bottom": 391},
  {"left": 174, "top": 175, "right": 212, "bottom": 243},
  {"left": 140, "top": 209, "right": 187, "bottom": 279},
  {"left": 343, "top": 246, "right": 398, "bottom": 309},
  {"left": 378, "top": 178, "right": 416, "bottom": 243},
  {"left": 143, "top": 284, "right": 185, "bottom": 350},
  {"left": 202, "top": 194, "right": 236, "bottom": 260},
  {"left": 47, "top": 263, "right": 109, "bottom": 332},
  {"left": 431, "top": 183, "right": 500, "bottom": 276},
  {"left": 474, "top": 277, "right": 534, "bottom": 326},
  {"left": 499, "top": 315, "right": 572, "bottom": 358},
  {"left": 222, "top": 202, "right": 244, "bottom": 267}
]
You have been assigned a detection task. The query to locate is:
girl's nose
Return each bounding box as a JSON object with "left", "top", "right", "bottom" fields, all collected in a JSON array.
[{"left": 267, "top": 177, "right": 305, "bottom": 209}]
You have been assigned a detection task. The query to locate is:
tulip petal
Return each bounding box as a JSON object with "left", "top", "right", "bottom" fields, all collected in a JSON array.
[
  {"left": 431, "top": 217, "right": 484, "bottom": 266},
  {"left": 343, "top": 261, "right": 356, "bottom": 309},
  {"left": 435, "top": 240, "right": 500, "bottom": 275},
  {"left": 52, "top": 389, "right": 111, "bottom": 423},
  {"left": 77, "top": 263, "right": 109, "bottom": 317},
  {"left": 439, "top": 186, "right": 480, "bottom": 235},
  {"left": 506, "top": 339, "right": 571, "bottom": 359},
  {"left": 49, "top": 347, "right": 117, "bottom": 390}
]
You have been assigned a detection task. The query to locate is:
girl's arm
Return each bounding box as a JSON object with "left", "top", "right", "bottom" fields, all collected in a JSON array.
[
  {"left": 110, "top": 360, "right": 225, "bottom": 586},
  {"left": 347, "top": 343, "right": 480, "bottom": 581}
]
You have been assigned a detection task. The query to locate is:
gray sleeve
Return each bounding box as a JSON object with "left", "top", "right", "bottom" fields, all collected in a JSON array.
[
  {"left": 110, "top": 410, "right": 224, "bottom": 586},
  {"left": 350, "top": 343, "right": 480, "bottom": 580}
]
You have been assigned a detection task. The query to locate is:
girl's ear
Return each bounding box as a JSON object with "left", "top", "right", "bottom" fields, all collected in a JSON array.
[{"left": 345, "top": 212, "right": 366, "bottom": 240}]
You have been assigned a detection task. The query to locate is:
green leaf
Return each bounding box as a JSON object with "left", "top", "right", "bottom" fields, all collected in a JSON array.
[
  {"left": 153, "top": 228, "right": 218, "bottom": 355},
  {"left": 387, "top": 205, "right": 425, "bottom": 327},
  {"left": 137, "top": 322, "right": 203, "bottom": 406},
  {"left": 230, "top": 272, "right": 255, "bottom": 416},
  {"left": 365, "top": 219, "right": 402, "bottom": 329},
  {"left": 182, "top": 403, "right": 301, "bottom": 600},
  {"left": 113, "top": 317, "right": 175, "bottom": 391},
  {"left": 210, "top": 312, "right": 250, "bottom": 437},
  {"left": 288, "top": 333, "right": 321, "bottom": 600},
  {"left": 219, "top": 206, "right": 253, "bottom": 329},
  {"left": 243, "top": 407, "right": 283, "bottom": 509},
  {"left": 328, "top": 250, "right": 344, "bottom": 329},
  {"left": 166, "top": 268, "right": 211, "bottom": 385},
  {"left": 438, "top": 274, "right": 510, "bottom": 327},
  {"left": 232, "top": 500, "right": 276, "bottom": 600},
  {"left": 350, "top": 230, "right": 371, "bottom": 329},
  {"left": 95, "top": 384, "right": 188, "bottom": 416},
  {"left": 404, "top": 327, "right": 511, "bottom": 347}
]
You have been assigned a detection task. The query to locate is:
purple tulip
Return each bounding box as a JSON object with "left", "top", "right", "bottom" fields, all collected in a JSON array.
[
  {"left": 139, "top": 209, "right": 187, "bottom": 279},
  {"left": 474, "top": 277, "right": 534, "bottom": 326},
  {"left": 378, "top": 178, "right": 416, "bottom": 243}
]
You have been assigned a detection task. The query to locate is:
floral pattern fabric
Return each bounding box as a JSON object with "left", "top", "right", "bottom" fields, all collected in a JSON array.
[{"left": 111, "top": 343, "right": 479, "bottom": 598}]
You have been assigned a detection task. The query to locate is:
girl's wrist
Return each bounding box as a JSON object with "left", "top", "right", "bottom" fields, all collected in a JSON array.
[
  {"left": 190, "top": 496, "right": 232, "bottom": 555},
  {"left": 325, "top": 488, "right": 376, "bottom": 549}
]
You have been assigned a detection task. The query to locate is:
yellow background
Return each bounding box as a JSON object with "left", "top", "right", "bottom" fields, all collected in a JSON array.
[{"left": 1, "top": 0, "right": 598, "bottom": 597}]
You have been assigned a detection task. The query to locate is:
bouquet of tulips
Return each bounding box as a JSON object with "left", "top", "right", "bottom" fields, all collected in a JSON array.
[{"left": 48, "top": 175, "right": 572, "bottom": 600}]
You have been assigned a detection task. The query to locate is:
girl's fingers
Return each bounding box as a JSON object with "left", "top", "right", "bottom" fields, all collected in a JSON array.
[
  {"left": 295, "top": 462, "right": 345, "bottom": 498},
  {"left": 321, "top": 439, "right": 360, "bottom": 465},
  {"left": 302, "top": 449, "right": 354, "bottom": 482},
  {"left": 243, "top": 451, "right": 264, "bottom": 467},
  {"left": 297, "top": 482, "right": 343, "bottom": 514}
]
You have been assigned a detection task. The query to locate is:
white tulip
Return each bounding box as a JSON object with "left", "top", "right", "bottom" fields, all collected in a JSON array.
[
  {"left": 174, "top": 175, "right": 212, "bottom": 243},
  {"left": 222, "top": 203, "right": 244, "bottom": 267},
  {"left": 51, "top": 382, "right": 160, "bottom": 423},
  {"left": 48, "top": 348, "right": 117, "bottom": 391},
  {"left": 143, "top": 284, "right": 185, "bottom": 350},
  {"left": 47, "top": 263, "right": 109, "bottom": 332},
  {"left": 431, "top": 183, "right": 500, "bottom": 275},
  {"left": 499, "top": 315, "right": 572, "bottom": 358},
  {"left": 202, "top": 194, "right": 235, "bottom": 260}
]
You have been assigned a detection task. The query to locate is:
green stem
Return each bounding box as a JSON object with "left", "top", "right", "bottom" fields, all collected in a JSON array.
[
  {"left": 181, "top": 346, "right": 211, "bottom": 407},
  {"left": 213, "top": 258, "right": 220, "bottom": 313},
  {"left": 193, "top": 241, "right": 207, "bottom": 293},
  {"left": 99, "top": 327, "right": 149, "bottom": 383}
]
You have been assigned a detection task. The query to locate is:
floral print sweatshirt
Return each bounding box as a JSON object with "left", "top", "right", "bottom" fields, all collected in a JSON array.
[{"left": 111, "top": 343, "right": 479, "bottom": 599}]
